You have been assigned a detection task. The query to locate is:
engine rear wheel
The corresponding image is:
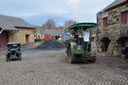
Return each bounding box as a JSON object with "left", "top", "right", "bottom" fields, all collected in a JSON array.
[{"left": 89, "top": 57, "right": 96, "bottom": 63}]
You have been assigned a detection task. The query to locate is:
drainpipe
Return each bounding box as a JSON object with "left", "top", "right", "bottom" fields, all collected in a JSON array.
[
  {"left": 96, "top": 14, "right": 99, "bottom": 42},
  {"left": 12, "top": 31, "right": 13, "bottom": 42}
]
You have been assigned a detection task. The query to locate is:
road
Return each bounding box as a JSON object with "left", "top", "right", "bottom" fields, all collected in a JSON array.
[{"left": 0, "top": 49, "right": 128, "bottom": 85}]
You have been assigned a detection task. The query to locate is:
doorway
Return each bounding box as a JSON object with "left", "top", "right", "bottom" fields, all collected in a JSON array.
[
  {"left": 0, "top": 31, "right": 8, "bottom": 48},
  {"left": 117, "top": 36, "right": 128, "bottom": 58},
  {"left": 117, "top": 37, "right": 128, "bottom": 47},
  {"left": 101, "top": 37, "right": 111, "bottom": 52},
  {"left": 25, "top": 34, "right": 30, "bottom": 43}
]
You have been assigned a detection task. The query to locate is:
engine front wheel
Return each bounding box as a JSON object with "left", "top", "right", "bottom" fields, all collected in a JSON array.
[
  {"left": 68, "top": 47, "right": 76, "bottom": 63},
  {"left": 68, "top": 53, "right": 76, "bottom": 63}
]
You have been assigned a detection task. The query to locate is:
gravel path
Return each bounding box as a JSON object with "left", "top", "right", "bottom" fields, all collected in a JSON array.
[{"left": 0, "top": 49, "right": 127, "bottom": 85}]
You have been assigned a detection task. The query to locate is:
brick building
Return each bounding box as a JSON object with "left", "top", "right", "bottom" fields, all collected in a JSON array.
[
  {"left": 97, "top": 0, "right": 128, "bottom": 56},
  {"left": 0, "top": 15, "right": 35, "bottom": 48}
]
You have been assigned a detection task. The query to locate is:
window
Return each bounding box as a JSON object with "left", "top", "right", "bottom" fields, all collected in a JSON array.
[
  {"left": 103, "top": 17, "right": 108, "bottom": 27},
  {"left": 121, "top": 11, "right": 128, "bottom": 24}
]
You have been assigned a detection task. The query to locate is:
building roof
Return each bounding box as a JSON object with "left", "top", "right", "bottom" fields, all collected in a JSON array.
[
  {"left": 98, "top": 0, "right": 127, "bottom": 14},
  {"left": 40, "top": 29, "right": 63, "bottom": 35},
  {"left": 7, "top": 42, "right": 20, "bottom": 45},
  {"left": 0, "top": 15, "right": 34, "bottom": 30},
  {"left": 104, "top": 0, "right": 127, "bottom": 11}
]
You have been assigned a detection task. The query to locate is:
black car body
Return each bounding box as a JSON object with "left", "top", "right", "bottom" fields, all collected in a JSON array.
[{"left": 6, "top": 42, "right": 21, "bottom": 61}]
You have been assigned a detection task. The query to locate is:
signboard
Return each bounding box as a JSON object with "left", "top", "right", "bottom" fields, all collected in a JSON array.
[{"left": 83, "top": 32, "right": 90, "bottom": 42}]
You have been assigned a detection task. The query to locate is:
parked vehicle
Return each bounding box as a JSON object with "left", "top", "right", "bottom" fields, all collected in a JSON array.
[
  {"left": 66, "top": 23, "right": 97, "bottom": 63},
  {"left": 5, "top": 42, "right": 21, "bottom": 62},
  {"left": 61, "top": 32, "right": 71, "bottom": 46},
  {"left": 61, "top": 32, "right": 71, "bottom": 41}
]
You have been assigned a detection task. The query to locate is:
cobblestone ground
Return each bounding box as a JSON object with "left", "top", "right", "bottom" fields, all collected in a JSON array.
[{"left": 0, "top": 49, "right": 128, "bottom": 85}]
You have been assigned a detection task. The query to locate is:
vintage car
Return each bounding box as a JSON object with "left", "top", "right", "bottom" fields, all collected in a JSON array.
[{"left": 5, "top": 42, "right": 21, "bottom": 61}]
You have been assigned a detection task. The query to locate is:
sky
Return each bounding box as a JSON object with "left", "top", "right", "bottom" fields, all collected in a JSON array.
[{"left": 0, "top": 0, "right": 114, "bottom": 26}]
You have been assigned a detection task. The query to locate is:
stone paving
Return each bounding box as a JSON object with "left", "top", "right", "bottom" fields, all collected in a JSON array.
[{"left": 0, "top": 49, "right": 128, "bottom": 85}]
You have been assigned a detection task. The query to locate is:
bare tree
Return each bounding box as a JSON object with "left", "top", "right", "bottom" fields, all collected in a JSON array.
[
  {"left": 43, "top": 19, "right": 56, "bottom": 29},
  {"left": 64, "top": 20, "right": 77, "bottom": 28}
]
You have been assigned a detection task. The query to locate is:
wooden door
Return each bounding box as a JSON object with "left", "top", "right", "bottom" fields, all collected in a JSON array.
[
  {"left": 0, "top": 31, "right": 8, "bottom": 48},
  {"left": 25, "top": 34, "right": 29, "bottom": 43}
]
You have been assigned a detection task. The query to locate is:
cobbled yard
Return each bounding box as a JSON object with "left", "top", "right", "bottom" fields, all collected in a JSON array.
[{"left": 0, "top": 49, "right": 128, "bottom": 85}]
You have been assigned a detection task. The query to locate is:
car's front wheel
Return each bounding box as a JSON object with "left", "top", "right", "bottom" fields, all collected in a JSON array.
[
  {"left": 6, "top": 56, "right": 9, "bottom": 62},
  {"left": 18, "top": 55, "right": 21, "bottom": 60}
]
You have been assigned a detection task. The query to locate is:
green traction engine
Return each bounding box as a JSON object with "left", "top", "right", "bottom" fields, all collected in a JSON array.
[{"left": 66, "top": 23, "right": 97, "bottom": 63}]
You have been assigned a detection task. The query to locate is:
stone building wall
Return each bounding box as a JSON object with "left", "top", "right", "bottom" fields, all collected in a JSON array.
[
  {"left": 8, "top": 28, "right": 34, "bottom": 44},
  {"left": 97, "top": 4, "right": 128, "bottom": 57},
  {"left": 34, "top": 26, "right": 43, "bottom": 40}
]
